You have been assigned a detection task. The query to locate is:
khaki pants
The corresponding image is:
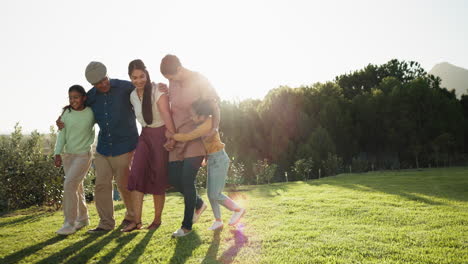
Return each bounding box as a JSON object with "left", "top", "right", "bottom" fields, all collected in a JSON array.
[
  {"left": 94, "top": 151, "right": 135, "bottom": 230},
  {"left": 62, "top": 152, "right": 92, "bottom": 226}
]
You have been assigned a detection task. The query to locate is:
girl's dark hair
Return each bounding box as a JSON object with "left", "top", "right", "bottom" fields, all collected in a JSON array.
[
  {"left": 192, "top": 98, "right": 214, "bottom": 116},
  {"left": 128, "top": 59, "right": 153, "bottom": 125},
  {"left": 63, "top": 85, "right": 87, "bottom": 113},
  {"left": 160, "top": 54, "right": 182, "bottom": 76}
]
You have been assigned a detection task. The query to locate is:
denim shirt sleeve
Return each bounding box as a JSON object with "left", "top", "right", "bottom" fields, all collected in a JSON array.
[{"left": 112, "top": 79, "right": 135, "bottom": 95}]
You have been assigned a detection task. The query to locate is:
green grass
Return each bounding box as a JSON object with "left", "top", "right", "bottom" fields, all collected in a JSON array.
[{"left": 1, "top": 167, "right": 467, "bottom": 264}]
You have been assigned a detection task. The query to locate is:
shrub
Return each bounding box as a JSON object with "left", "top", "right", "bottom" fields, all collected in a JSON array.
[
  {"left": 322, "top": 153, "right": 343, "bottom": 177},
  {"left": 351, "top": 156, "right": 370, "bottom": 173},
  {"left": 253, "top": 159, "right": 277, "bottom": 184},
  {"left": 292, "top": 158, "right": 314, "bottom": 181},
  {"left": 0, "top": 124, "right": 63, "bottom": 210},
  {"left": 0, "top": 124, "right": 95, "bottom": 211},
  {"left": 196, "top": 164, "right": 207, "bottom": 190},
  {"left": 226, "top": 158, "right": 245, "bottom": 190}
]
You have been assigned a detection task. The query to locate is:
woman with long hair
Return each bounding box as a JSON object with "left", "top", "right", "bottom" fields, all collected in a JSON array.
[{"left": 122, "top": 59, "right": 176, "bottom": 232}]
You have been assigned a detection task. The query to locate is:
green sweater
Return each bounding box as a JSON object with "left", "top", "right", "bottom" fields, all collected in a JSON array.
[{"left": 54, "top": 107, "right": 95, "bottom": 155}]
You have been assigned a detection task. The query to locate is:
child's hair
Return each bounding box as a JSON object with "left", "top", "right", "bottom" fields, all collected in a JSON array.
[
  {"left": 63, "top": 85, "right": 87, "bottom": 113},
  {"left": 192, "top": 98, "right": 215, "bottom": 116},
  {"left": 128, "top": 59, "right": 153, "bottom": 125},
  {"left": 160, "top": 54, "right": 182, "bottom": 76}
]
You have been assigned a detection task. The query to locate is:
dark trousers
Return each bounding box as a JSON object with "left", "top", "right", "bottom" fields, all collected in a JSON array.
[{"left": 168, "top": 156, "right": 204, "bottom": 230}]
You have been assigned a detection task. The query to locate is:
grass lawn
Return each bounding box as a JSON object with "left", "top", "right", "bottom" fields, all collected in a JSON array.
[{"left": 0, "top": 167, "right": 467, "bottom": 264}]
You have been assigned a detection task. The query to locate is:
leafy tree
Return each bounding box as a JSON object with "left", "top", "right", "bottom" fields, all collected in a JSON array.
[
  {"left": 292, "top": 158, "right": 313, "bottom": 181},
  {"left": 253, "top": 159, "right": 277, "bottom": 185}
]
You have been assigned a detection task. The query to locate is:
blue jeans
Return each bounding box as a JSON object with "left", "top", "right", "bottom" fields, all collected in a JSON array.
[
  {"left": 168, "top": 156, "right": 204, "bottom": 230},
  {"left": 207, "top": 149, "right": 239, "bottom": 219}
]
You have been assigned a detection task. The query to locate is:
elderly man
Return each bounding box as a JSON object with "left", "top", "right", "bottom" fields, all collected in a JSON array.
[{"left": 85, "top": 62, "right": 138, "bottom": 233}]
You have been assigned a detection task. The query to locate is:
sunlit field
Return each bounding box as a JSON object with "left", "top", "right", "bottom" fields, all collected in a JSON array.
[{"left": 1, "top": 167, "right": 467, "bottom": 264}]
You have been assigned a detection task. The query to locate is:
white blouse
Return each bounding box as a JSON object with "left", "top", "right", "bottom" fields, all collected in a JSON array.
[{"left": 130, "top": 83, "right": 165, "bottom": 128}]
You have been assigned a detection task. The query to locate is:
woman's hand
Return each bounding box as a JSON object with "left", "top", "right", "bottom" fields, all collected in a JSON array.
[
  {"left": 165, "top": 129, "right": 175, "bottom": 139},
  {"left": 164, "top": 139, "right": 176, "bottom": 151},
  {"left": 54, "top": 155, "right": 62, "bottom": 167}
]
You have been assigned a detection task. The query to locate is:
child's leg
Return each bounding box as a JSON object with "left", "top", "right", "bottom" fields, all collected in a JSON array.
[
  {"left": 76, "top": 181, "right": 89, "bottom": 222},
  {"left": 221, "top": 197, "right": 241, "bottom": 212},
  {"left": 63, "top": 153, "right": 92, "bottom": 225},
  {"left": 206, "top": 170, "right": 222, "bottom": 220},
  {"left": 207, "top": 151, "right": 234, "bottom": 220}
]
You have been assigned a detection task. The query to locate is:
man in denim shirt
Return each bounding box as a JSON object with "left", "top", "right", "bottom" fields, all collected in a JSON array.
[{"left": 59, "top": 61, "right": 138, "bottom": 232}]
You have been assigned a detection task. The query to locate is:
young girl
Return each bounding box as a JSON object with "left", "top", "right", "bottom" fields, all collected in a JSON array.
[
  {"left": 170, "top": 98, "right": 245, "bottom": 230},
  {"left": 54, "top": 85, "right": 95, "bottom": 235},
  {"left": 122, "top": 59, "right": 177, "bottom": 232}
]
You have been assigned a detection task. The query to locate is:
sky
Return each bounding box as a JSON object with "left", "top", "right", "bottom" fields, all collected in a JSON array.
[{"left": 1, "top": 0, "right": 467, "bottom": 134}]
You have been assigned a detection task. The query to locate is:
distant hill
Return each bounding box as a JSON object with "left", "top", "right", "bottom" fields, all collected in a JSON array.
[{"left": 429, "top": 62, "right": 468, "bottom": 98}]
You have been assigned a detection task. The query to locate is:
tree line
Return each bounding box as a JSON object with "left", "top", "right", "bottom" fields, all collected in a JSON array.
[{"left": 218, "top": 59, "right": 468, "bottom": 184}]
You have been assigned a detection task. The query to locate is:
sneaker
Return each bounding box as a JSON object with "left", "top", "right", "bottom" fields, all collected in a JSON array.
[
  {"left": 87, "top": 227, "right": 111, "bottom": 234},
  {"left": 192, "top": 203, "right": 207, "bottom": 223},
  {"left": 228, "top": 208, "right": 246, "bottom": 226},
  {"left": 57, "top": 223, "right": 77, "bottom": 235},
  {"left": 208, "top": 221, "right": 223, "bottom": 231},
  {"left": 74, "top": 219, "right": 89, "bottom": 230},
  {"left": 172, "top": 228, "right": 192, "bottom": 238}
]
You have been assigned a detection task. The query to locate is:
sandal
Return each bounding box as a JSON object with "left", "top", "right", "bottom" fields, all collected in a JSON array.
[
  {"left": 147, "top": 222, "right": 162, "bottom": 230},
  {"left": 121, "top": 222, "right": 142, "bottom": 232},
  {"left": 121, "top": 219, "right": 132, "bottom": 227}
]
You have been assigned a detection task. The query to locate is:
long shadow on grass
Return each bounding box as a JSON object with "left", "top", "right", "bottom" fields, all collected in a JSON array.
[
  {"left": 120, "top": 228, "right": 156, "bottom": 264},
  {"left": 35, "top": 229, "right": 135, "bottom": 264},
  {"left": 64, "top": 229, "right": 136, "bottom": 263},
  {"left": 168, "top": 231, "right": 201, "bottom": 264},
  {"left": 99, "top": 232, "right": 138, "bottom": 263},
  {"left": 201, "top": 228, "right": 222, "bottom": 264},
  {"left": 35, "top": 234, "right": 98, "bottom": 264},
  {"left": 218, "top": 229, "right": 248, "bottom": 264},
  {"left": 0, "top": 211, "right": 53, "bottom": 228},
  {"left": 1, "top": 235, "right": 66, "bottom": 264},
  {"left": 307, "top": 169, "right": 468, "bottom": 204}
]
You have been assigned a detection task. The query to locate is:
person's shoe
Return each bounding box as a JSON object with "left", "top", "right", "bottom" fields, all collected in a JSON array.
[
  {"left": 121, "top": 222, "right": 142, "bottom": 232},
  {"left": 74, "top": 219, "right": 90, "bottom": 230},
  {"left": 57, "top": 223, "right": 77, "bottom": 235},
  {"left": 87, "top": 227, "right": 111, "bottom": 234},
  {"left": 192, "top": 203, "right": 208, "bottom": 223},
  {"left": 172, "top": 228, "right": 192, "bottom": 238},
  {"left": 228, "top": 208, "right": 246, "bottom": 226},
  {"left": 208, "top": 221, "right": 224, "bottom": 231}
]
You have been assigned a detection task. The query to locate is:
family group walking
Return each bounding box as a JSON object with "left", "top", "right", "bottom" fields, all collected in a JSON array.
[{"left": 53, "top": 55, "right": 245, "bottom": 237}]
